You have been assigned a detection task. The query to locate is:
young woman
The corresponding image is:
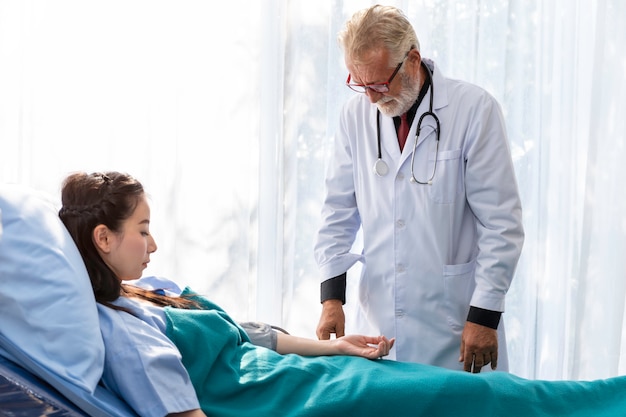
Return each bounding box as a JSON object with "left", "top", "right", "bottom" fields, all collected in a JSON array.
[{"left": 59, "top": 171, "right": 626, "bottom": 417}]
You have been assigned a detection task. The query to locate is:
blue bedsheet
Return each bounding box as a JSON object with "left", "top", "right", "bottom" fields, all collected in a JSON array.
[
  {"left": 165, "top": 293, "right": 626, "bottom": 417},
  {"left": 3, "top": 290, "right": 626, "bottom": 417}
]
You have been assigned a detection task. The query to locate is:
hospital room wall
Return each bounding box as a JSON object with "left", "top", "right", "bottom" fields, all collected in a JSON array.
[{"left": 0, "top": 0, "right": 624, "bottom": 381}]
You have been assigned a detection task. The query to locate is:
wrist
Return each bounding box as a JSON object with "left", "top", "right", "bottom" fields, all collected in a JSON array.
[{"left": 322, "top": 299, "right": 343, "bottom": 308}]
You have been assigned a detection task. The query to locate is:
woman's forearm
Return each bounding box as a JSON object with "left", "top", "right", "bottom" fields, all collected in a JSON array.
[
  {"left": 275, "top": 333, "right": 395, "bottom": 359},
  {"left": 276, "top": 332, "right": 336, "bottom": 356}
]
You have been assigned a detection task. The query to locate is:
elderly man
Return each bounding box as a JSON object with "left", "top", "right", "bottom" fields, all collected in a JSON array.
[{"left": 314, "top": 4, "right": 524, "bottom": 373}]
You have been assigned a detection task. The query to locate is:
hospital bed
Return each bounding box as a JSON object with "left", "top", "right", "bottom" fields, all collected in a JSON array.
[
  {"left": 0, "top": 353, "right": 86, "bottom": 416},
  {"left": 0, "top": 344, "right": 137, "bottom": 416},
  {"left": 4, "top": 183, "right": 626, "bottom": 417}
]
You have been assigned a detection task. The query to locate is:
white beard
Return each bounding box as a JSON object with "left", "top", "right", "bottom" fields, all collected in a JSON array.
[{"left": 375, "top": 72, "right": 422, "bottom": 117}]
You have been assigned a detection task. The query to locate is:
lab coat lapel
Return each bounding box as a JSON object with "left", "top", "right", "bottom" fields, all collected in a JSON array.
[{"left": 379, "top": 115, "right": 401, "bottom": 161}]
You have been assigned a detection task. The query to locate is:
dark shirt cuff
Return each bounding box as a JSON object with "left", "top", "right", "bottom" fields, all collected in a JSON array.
[
  {"left": 466, "top": 306, "right": 501, "bottom": 329},
  {"left": 320, "top": 273, "right": 346, "bottom": 304}
]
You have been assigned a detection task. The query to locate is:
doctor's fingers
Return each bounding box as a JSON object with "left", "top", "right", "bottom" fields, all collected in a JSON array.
[
  {"left": 462, "top": 353, "right": 483, "bottom": 373},
  {"left": 490, "top": 351, "right": 498, "bottom": 370},
  {"left": 317, "top": 302, "right": 346, "bottom": 340},
  {"left": 316, "top": 320, "right": 345, "bottom": 340},
  {"left": 335, "top": 324, "right": 346, "bottom": 338},
  {"left": 465, "top": 352, "right": 498, "bottom": 373}
]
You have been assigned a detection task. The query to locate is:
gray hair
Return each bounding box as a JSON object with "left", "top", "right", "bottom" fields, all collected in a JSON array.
[{"left": 338, "top": 4, "right": 420, "bottom": 67}]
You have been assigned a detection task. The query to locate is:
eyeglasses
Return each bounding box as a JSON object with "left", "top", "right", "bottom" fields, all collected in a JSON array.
[{"left": 345, "top": 50, "right": 411, "bottom": 93}]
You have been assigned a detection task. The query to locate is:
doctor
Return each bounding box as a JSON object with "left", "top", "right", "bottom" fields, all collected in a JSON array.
[{"left": 314, "top": 4, "right": 524, "bottom": 373}]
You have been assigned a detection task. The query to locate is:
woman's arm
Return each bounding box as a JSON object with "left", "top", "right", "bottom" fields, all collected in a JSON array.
[
  {"left": 168, "top": 409, "right": 206, "bottom": 417},
  {"left": 276, "top": 333, "right": 394, "bottom": 359}
]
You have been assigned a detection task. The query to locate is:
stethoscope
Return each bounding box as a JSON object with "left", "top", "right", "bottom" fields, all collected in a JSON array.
[{"left": 373, "top": 62, "right": 441, "bottom": 185}]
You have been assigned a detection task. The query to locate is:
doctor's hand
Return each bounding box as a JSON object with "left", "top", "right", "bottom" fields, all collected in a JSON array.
[
  {"left": 459, "top": 321, "right": 498, "bottom": 373},
  {"left": 316, "top": 299, "right": 345, "bottom": 340}
]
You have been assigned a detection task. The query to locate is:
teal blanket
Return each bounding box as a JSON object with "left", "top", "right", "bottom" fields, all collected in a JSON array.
[{"left": 164, "top": 295, "right": 626, "bottom": 417}]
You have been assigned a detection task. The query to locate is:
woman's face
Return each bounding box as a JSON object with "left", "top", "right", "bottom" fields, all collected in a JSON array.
[{"left": 100, "top": 195, "right": 157, "bottom": 281}]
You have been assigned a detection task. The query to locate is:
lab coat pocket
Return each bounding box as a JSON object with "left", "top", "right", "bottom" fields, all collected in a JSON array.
[
  {"left": 428, "top": 149, "right": 462, "bottom": 204},
  {"left": 443, "top": 259, "right": 476, "bottom": 331}
]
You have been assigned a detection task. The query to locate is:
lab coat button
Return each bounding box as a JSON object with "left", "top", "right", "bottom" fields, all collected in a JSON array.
[
  {"left": 396, "top": 220, "right": 405, "bottom": 229},
  {"left": 396, "top": 173, "right": 405, "bottom": 181},
  {"left": 395, "top": 309, "right": 404, "bottom": 317},
  {"left": 396, "top": 264, "right": 406, "bottom": 272}
]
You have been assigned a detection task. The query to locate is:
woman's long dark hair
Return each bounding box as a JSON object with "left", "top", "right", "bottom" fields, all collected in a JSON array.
[{"left": 59, "top": 171, "right": 197, "bottom": 310}]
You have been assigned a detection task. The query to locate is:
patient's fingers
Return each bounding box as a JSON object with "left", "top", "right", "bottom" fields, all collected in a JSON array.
[
  {"left": 337, "top": 334, "right": 396, "bottom": 359},
  {"left": 374, "top": 336, "right": 395, "bottom": 358}
]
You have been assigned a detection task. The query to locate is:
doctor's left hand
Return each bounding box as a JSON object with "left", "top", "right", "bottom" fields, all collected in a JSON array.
[{"left": 459, "top": 321, "right": 498, "bottom": 373}]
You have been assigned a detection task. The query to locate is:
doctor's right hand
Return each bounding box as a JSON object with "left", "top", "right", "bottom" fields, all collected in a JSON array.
[{"left": 316, "top": 299, "right": 345, "bottom": 340}]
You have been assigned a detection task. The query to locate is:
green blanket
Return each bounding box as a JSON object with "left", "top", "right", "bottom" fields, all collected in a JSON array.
[{"left": 164, "top": 295, "right": 626, "bottom": 417}]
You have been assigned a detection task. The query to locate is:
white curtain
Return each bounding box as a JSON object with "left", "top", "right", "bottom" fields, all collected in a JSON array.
[{"left": 1, "top": 0, "right": 624, "bottom": 381}]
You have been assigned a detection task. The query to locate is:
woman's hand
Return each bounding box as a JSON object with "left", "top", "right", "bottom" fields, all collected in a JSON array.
[{"left": 332, "top": 335, "right": 395, "bottom": 359}]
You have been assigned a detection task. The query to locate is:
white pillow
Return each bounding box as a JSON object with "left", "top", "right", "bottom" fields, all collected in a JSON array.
[{"left": 0, "top": 183, "right": 105, "bottom": 393}]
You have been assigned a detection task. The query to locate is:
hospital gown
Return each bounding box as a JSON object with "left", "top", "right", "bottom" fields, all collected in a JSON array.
[{"left": 97, "top": 277, "right": 277, "bottom": 417}]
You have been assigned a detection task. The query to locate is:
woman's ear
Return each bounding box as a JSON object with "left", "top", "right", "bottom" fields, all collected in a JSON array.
[{"left": 92, "top": 224, "right": 112, "bottom": 253}]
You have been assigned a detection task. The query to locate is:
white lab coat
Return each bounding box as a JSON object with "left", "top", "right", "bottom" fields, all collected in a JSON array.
[{"left": 314, "top": 60, "right": 524, "bottom": 370}]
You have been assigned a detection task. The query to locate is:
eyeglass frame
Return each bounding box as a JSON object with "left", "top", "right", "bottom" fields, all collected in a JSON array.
[{"left": 345, "top": 49, "right": 412, "bottom": 93}]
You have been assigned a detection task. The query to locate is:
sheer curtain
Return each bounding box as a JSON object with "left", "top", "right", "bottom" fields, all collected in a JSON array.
[{"left": 1, "top": 0, "right": 624, "bottom": 381}]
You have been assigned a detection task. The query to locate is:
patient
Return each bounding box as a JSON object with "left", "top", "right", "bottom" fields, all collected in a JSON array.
[{"left": 59, "top": 171, "right": 626, "bottom": 417}]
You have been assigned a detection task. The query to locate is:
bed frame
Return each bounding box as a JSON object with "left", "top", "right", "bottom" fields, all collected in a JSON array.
[{"left": 0, "top": 335, "right": 138, "bottom": 417}]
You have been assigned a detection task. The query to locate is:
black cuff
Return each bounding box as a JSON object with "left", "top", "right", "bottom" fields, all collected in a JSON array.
[
  {"left": 466, "top": 306, "right": 501, "bottom": 329},
  {"left": 320, "top": 273, "right": 346, "bottom": 304}
]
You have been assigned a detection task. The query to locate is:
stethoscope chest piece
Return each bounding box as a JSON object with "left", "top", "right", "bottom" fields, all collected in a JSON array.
[{"left": 373, "top": 158, "right": 389, "bottom": 177}]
